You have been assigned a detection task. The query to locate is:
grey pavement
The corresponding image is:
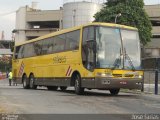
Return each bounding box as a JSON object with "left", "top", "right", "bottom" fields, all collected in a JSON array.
[
  {"left": 0, "top": 78, "right": 160, "bottom": 120},
  {"left": 144, "top": 84, "right": 160, "bottom": 94}
]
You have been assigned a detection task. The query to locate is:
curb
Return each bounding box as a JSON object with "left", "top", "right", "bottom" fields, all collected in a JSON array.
[
  {"left": 141, "top": 93, "right": 160, "bottom": 102},
  {"left": 120, "top": 90, "right": 160, "bottom": 102}
]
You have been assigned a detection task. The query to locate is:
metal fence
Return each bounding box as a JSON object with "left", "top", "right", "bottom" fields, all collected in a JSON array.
[{"left": 143, "top": 70, "right": 160, "bottom": 94}]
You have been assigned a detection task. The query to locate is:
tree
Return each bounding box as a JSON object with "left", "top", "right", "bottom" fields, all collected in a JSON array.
[{"left": 94, "top": 0, "right": 152, "bottom": 45}]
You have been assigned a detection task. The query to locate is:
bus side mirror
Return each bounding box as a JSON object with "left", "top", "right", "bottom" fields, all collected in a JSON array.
[
  {"left": 86, "top": 38, "right": 94, "bottom": 42},
  {"left": 11, "top": 46, "right": 14, "bottom": 52},
  {"left": 86, "top": 39, "right": 96, "bottom": 53},
  {"left": 15, "top": 53, "right": 18, "bottom": 59}
]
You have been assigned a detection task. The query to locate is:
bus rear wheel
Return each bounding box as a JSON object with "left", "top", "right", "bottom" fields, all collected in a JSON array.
[
  {"left": 109, "top": 89, "right": 120, "bottom": 95},
  {"left": 23, "top": 75, "right": 29, "bottom": 89},
  {"left": 29, "top": 74, "right": 37, "bottom": 89},
  {"left": 60, "top": 86, "right": 67, "bottom": 91},
  {"left": 74, "top": 74, "right": 84, "bottom": 95},
  {"left": 47, "top": 86, "right": 58, "bottom": 91}
]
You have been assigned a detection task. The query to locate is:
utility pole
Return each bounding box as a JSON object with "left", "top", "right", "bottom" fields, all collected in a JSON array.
[{"left": 115, "top": 13, "right": 121, "bottom": 23}]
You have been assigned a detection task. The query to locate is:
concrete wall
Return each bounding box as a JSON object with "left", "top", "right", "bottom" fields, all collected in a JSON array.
[
  {"left": 25, "top": 28, "right": 58, "bottom": 37},
  {"left": 14, "top": 6, "right": 62, "bottom": 44},
  {"left": 145, "top": 5, "right": 160, "bottom": 36},
  {"left": 26, "top": 10, "right": 62, "bottom": 22},
  {"left": 15, "top": 7, "right": 27, "bottom": 44},
  {"left": 144, "top": 5, "right": 160, "bottom": 18},
  {"left": 152, "top": 27, "right": 160, "bottom": 35}
]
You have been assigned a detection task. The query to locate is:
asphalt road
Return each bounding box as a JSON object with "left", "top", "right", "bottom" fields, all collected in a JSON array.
[{"left": 0, "top": 79, "right": 160, "bottom": 120}]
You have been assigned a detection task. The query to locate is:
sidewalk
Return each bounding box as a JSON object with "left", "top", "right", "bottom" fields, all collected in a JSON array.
[
  {"left": 144, "top": 84, "right": 160, "bottom": 95},
  {"left": 141, "top": 93, "right": 160, "bottom": 103}
]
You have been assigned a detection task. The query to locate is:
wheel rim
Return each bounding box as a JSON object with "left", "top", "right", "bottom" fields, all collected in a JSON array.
[
  {"left": 23, "top": 77, "right": 27, "bottom": 87},
  {"left": 75, "top": 77, "right": 79, "bottom": 91},
  {"left": 30, "top": 77, "right": 34, "bottom": 88}
]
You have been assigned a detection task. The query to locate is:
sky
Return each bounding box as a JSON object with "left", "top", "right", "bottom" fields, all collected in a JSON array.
[{"left": 0, "top": 0, "right": 159, "bottom": 40}]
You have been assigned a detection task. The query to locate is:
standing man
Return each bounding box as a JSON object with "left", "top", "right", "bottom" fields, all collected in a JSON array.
[{"left": 8, "top": 71, "right": 12, "bottom": 86}]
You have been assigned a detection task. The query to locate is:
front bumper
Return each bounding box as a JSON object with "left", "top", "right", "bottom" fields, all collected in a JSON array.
[{"left": 95, "top": 77, "right": 143, "bottom": 90}]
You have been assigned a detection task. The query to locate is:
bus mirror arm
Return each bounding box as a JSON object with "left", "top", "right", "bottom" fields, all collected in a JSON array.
[
  {"left": 15, "top": 53, "right": 18, "bottom": 59},
  {"left": 86, "top": 39, "right": 95, "bottom": 42}
]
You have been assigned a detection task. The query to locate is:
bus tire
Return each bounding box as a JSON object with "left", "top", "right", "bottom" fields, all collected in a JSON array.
[
  {"left": 74, "top": 74, "right": 84, "bottom": 95},
  {"left": 109, "top": 89, "right": 120, "bottom": 95},
  {"left": 47, "top": 86, "right": 58, "bottom": 91},
  {"left": 60, "top": 86, "right": 67, "bottom": 91},
  {"left": 29, "top": 74, "right": 37, "bottom": 89},
  {"left": 23, "top": 75, "right": 29, "bottom": 89}
]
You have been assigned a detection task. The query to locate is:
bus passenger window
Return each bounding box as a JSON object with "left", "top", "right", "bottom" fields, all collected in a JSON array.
[
  {"left": 15, "top": 46, "right": 20, "bottom": 59},
  {"left": 34, "top": 41, "right": 43, "bottom": 55},
  {"left": 53, "top": 34, "right": 66, "bottom": 53},
  {"left": 66, "top": 30, "right": 80, "bottom": 50},
  {"left": 15, "top": 45, "right": 24, "bottom": 59},
  {"left": 82, "top": 26, "right": 95, "bottom": 70}
]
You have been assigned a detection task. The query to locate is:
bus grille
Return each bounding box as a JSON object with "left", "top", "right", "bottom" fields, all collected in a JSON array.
[
  {"left": 112, "top": 74, "right": 134, "bottom": 78},
  {"left": 112, "top": 74, "right": 122, "bottom": 77},
  {"left": 124, "top": 74, "right": 134, "bottom": 77}
]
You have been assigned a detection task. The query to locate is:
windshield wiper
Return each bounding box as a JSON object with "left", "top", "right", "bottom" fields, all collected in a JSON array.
[
  {"left": 112, "top": 48, "right": 123, "bottom": 70},
  {"left": 124, "top": 48, "right": 135, "bottom": 71},
  {"left": 112, "top": 48, "right": 135, "bottom": 71},
  {"left": 111, "top": 56, "right": 121, "bottom": 70}
]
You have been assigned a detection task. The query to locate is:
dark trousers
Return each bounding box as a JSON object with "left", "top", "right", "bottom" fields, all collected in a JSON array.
[
  {"left": 9, "top": 79, "right": 12, "bottom": 86},
  {"left": 13, "top": 79, "right": 17, "bottom": 86}
]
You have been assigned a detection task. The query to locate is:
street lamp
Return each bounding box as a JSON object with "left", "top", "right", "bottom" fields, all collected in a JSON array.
[{"left": 115, "top": 13, "right": 121, "bottom": 23}]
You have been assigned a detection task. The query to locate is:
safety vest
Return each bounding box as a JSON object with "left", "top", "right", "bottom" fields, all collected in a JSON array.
[{"left": 9, "top": 72, "right": 12, "bottom": 79}]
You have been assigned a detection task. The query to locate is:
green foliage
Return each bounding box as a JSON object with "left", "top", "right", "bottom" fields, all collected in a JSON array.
[
  {"left": 10, "top": 41, "right": 15, "bottom": 52},
  {"left": 94, "top": 0, "right": 152, "bottom": 45},
  {"left": 0, "top": 56, "right": 12, "bottom": 72}
]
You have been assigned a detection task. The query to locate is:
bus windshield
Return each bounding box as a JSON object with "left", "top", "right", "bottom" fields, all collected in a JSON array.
[
  {"left": 121, "top": 29, "right": 141, "bottom": 70},
  {"left": 96, "top": 26, "right": 141, "bottom": 70}
]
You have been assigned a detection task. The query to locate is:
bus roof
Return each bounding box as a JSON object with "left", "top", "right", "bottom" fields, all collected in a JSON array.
[{"left": 15, "top": 22, "right": 137, "bottom": 46}]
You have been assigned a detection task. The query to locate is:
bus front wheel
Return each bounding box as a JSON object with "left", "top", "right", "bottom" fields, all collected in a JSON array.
[
  {"left": 23, "top": 75, "right": 29, "bottom": 89},
  {"left": 29, "top": 74, "right": 37, "bottom": 89},
  {"left": 74, "top": 74, "right": 84, "bottom": 95},
  {"left": 109, "top": 89, "right": 120, "bottom": 95}
]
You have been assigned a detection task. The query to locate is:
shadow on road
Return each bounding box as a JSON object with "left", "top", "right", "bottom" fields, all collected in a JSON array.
[{"left": 33, "top": 87, "right": 139, "bottom": 98}]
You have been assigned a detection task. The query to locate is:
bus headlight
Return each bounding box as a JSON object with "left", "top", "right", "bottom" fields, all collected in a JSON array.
[
  {"left": 96, "top": 73, "right": 112, "bottom": 77},
  {"left": 135, "top": 75, "right": 143, "bottom": 79}
]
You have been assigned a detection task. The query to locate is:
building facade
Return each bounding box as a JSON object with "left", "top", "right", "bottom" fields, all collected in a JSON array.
[
  {"left": 0, "top": 40, "right": 13, "bottom": 55},
  {"left": 13, "top": 1, "right": 103, "bottom": 45},
  {"left": 13, "top": 2, "right": 160, "bottom": 57},
  {"left": 13, "top": 5, "right": 63, "bottom": 44},
  {"left": 143, "top": 5, "right": 160, "bottom": 58}
]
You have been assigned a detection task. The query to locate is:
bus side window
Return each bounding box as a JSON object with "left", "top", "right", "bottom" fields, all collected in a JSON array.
[
  {"left": 14, "top": 47, "right": 20, "bottom": 59},
  {"left": 82, "top": 26, "right": 95, "bottom": 70},
  {"left": 34, "top": 41, "right": 43, "bottom": 55},
  {"left": 47, "top": 37, "right": 54, "bottom": 54},
  {"left": 15, "top": 45, "right": 24, "bottom": 59},
  {"left": 66, "top": 30, "right": 80, "bottom": 50},
  {"left": 23, "top": 43, "right": 36, "bottom": 58},
  {"left": 53, "top": 34, "right": 66, "bottom": 53}
]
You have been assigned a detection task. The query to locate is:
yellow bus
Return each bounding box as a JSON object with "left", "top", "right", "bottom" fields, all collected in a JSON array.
[{"left": 12, "top": 22, "right": 143, "bottom": 95}]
